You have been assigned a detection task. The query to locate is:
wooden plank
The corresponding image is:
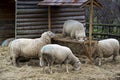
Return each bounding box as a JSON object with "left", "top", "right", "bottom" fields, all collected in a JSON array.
[
  {"left": 87, "top": 23, "right": 120, "bottom": 27},
  {"left": 17, "top": 13, "right": 85, "bottom": 19},
  {"left": 51, "top": 8, "right": 85, "bottom": 12},
  {"left": 17, "top": 9, "right": 47, "bottom": 14},
  {"left": 17, "top": 5, "right": 46, "bottom": 9},
  {"left": 16, "top": 34, "right": 44, "bottom": 38},
  {"left": 17, "top": 22, "right": 48, "bottom": 27},
  {"left": 92, "top": 33, "right": 120, "bottom": 37},
  {"left": 17, "top": 14, "right": 48, "bottom": 18},
  {"left": 17, "top": 26, "right": 48, "bottom": 30},
  {"left": 48, "top": 6, "right": 51, "bottom": 31},
  {"left": 17, "top": 18, "right": 48, "bottom": 22},
  {"left": 17, "top": 1, "right": 39, "bottom": 5},
  {"left": 52, "top": 16, "right": 85, "bottom": 20},
  {"left": 17, "top": 28, "right": 62, "bottom": 35},
  {"left": 16, "top": 17, "right": 85, "bottom": 23},
  {"left": 17, "top": 29, "right": 47, "bottom": 35},
  {"left": 51, "top": 12, "right": 85, "bottom": 17}
]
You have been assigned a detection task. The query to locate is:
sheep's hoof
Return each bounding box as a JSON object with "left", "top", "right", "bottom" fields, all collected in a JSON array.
[
  {"left": 66, "top": 71, "right": 69, "bottom": 73},
  {"left": 50, "top": 71, "right": 53, "bottom": 74}
]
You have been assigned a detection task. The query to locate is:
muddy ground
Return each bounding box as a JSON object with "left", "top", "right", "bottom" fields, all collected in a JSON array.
[{"left": 0, "top": 47, "right": 120, "bottom": 80}]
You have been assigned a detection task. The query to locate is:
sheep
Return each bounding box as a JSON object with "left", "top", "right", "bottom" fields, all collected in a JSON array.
[
  {"left": 92, "top": 38, "right": 119, "bottom": 66},
  {"left": 62, "top": 20, "right": 86, "bottom": 42},
  {"left": 1, "top": 38, "right": 15, "bottom": 47},
  {"left": 9, "top": 31, "right": 55, "bottom": 66},
  {"left": 40, "top": 44, "right": 81, "bottom": 73}
]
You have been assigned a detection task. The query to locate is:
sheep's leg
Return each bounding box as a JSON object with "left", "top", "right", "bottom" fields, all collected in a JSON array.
[
  {"left": 70, "top": 32, "right": 75, "bottom": 39},
  {"left": 49, "top": 64, "right": 53, "bottom": 74},
  {"left": 62, "top": 30, "right": 67, "bottom": 37},
  {"left": 98, "top": 58, "right": 102, "bottom": 66},
  {"left": 10, "top": 50, "right": 18, "bottom": 66},
  {"left": 113, "top": 55, "right": 116, "bottom": 61},
  {"left": 58, "top": 64, "right": 62, "bottom": 72},
  {"left": 65, "top": 63, "right": 69, "bottom": 73},
  {"left": 43, "top": 54, "right": 54, "bottom": 74},
  {"left": 39, "top": 57, "right": 45, "bottom": 67},
  {"left": 113, "top": 54, "right": 118, "bottom": 61},
  {"left": 16, "top": 57, "right": 20, "bottom": 66},
  {"left": 47, "top": 58, "right": 54, "bottom": 74},
  {"left": 47, "top": 62, "right": 53, "bottom": 74},
  {"left": 65, "top": 60, "right": 69, "bottom": 73},
  {"left": 112, "top": 50, "right": 119, "bottom": 61},
  {"left": 12, "top": 55, "right": 18, "bottom": 66},
  {"left": 42, "top": 65, "right": 46, "bottom": 73},
  {"left": 97, "top": 52, "right": 104, "bottom": 66},
  {"left": 94, "top": 57, "right": 102, "bottom": 66},
  {"left": 50, "top": 59, "right": 55, "bottom": 74}
]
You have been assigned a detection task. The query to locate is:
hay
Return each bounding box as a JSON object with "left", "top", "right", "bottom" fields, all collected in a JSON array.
[{"left": 0, "top": 46, "right": 120, "bottom": 79}]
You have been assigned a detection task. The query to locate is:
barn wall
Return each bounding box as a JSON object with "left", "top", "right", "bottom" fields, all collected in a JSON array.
[
  {"left": 0, "top": 1, "right": 15, "bottom": 44},
  {"left": 16, "top": 0, "right": 85, "bottom": 38}
]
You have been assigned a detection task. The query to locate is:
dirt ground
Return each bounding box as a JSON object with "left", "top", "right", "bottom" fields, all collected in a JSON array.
[{"left": 0, "top": 47, "right": 120, "bottom": 80}]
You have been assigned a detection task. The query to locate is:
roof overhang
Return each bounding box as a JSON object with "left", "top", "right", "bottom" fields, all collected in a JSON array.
[
  {"left": 38, "top": 0, "right": 88, "bottom": 6},
  {"left": 80, "top": 0, "right": 102, "bottom": 8}
]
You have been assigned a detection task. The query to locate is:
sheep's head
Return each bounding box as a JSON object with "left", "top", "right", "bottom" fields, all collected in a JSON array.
[
  {"left": 75, "top": 29, "right": 87, "bottom": 43},
  {"left": 47, "top": 31, "right": 55, "bottom": 38},
  {"left": 73, "top": 60, "right": 81, "bottom": 71},
  {"left": 41, "top": 31, "right": 55, "bottom": 44},
  {"left": 41, "top": 31, "right": 55, "bottom": 38}
]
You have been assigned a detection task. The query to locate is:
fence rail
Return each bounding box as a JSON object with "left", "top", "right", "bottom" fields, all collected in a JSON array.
[{"left": 86, "top": 23, "right": 120, "bottom": 41}]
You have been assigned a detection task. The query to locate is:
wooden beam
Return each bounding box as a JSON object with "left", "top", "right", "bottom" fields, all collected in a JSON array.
[
  {"left": 88, "top": 0, "right": 93, "bottom": 59},
  {"left": 53, "top": 38, "right": 97, "bottom": 44},
  {"left": 80, "top": 0, "right": 102, "bottom": 8},
  {"left": 93, "top": 1, "right": 102, "bottom": 8},
  {"left": 52, "top": 38, "right": 97, "bottom": 62},
  {"left": 80, "top": 0, "right": 91, "bottom": 8},
  {"left": 48, "top": 6, "right": 51, "bottom": 31}
]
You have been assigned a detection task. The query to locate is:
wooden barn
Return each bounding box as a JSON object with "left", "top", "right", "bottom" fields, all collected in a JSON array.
[
  {"left": 16, "top": 0, "right": 87, "bottom": 38},
  {"left": 0, "top": 0, "right": 15, "bottom": 44},
  {"left": 15, "top": 0, "right": 120, "bottom": 40},
  {"left": 0, "top": 0, "right": 119, "bottom": 45}
]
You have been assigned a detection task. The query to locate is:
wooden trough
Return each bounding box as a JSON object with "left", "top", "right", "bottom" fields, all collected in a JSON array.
[{"left": 52, "top": 34, "right": 98, "bottom": 62}]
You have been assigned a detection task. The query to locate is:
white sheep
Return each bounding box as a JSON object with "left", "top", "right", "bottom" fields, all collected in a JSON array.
[
  {"left": 92, "top": 38, "right": 119, "bottom": 66},
  {"left": 40, "top": 44, "right": 81, "bottom": 73},
  {"left": 1, "top": 38, "right": 15, "bottom": 47},
  {"left": 62, "top": 20, "right": 86, "bottom": 42},
  {"left": 9, "top": 31, "right": 55, "bottom": 66}
]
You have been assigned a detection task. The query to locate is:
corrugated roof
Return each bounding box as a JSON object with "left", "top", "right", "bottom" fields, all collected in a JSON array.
[{"left": 38, "top": 0, "right": 88, "bottom": 6}]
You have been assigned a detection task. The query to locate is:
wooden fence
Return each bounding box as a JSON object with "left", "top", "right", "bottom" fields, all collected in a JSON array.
[{"left": 86, "top": 23, "right": 120, "bottom": 41}]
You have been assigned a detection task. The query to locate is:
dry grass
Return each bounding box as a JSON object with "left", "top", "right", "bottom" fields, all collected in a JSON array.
[{"left": 0, "top": 47, "right": 120, "bottom": 80}]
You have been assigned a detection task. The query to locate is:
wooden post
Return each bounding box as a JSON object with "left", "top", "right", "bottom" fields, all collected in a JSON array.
[
  {"left": 48, "top": 6, "right": 51, "bottom": 31},
  {"left": 89, "top": 0, "right": 93, "bottom": 57}
]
